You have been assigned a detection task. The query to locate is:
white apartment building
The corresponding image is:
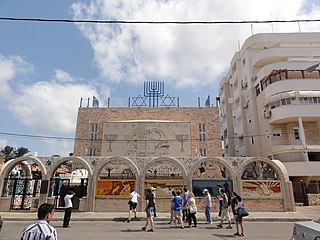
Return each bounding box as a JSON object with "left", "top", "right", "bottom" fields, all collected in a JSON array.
[{"left": 219, "top": 33, "right": 320, "bottom": 204}]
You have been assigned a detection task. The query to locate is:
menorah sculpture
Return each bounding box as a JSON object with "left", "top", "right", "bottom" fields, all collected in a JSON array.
[
  {"left": 104, "top": 134, "right": 118, "bottom": 152},
  {"left": 144, "top": 81, "right": 164, "bottom": 107},
  {"left": 175, "top": 134, "right": 189, "bottom": 152}
]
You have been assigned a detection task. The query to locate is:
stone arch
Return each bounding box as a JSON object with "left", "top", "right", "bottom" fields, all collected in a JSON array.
[
  {"left": 0, "top": 157, "right": 47, "bottom": 197},
  {"left": 236, "top": 157, "right": 284, "bottom": 182},
  {"left": 46, "top": 156, "right": 94, "bottom": 211},
  {"left": 48, "top": 156, "right": 93, "bottom": 178},
  {"left": 92, "top": 156, "right": 141, "bottom": 212},
  {"left": 96, "top": 156, "right": 140, "bottom": 179},
  {"left": 189, "top": 157, "right": 236, "bottom": 202},
  {"left": 236, "top": 157, "right": 295, "bottom": 211},
  {"left": 191, "top": 157, "right": 236, "bottom": 181},
  {"left": 140, "top": 157, "right": 187, "bottom": 212}
]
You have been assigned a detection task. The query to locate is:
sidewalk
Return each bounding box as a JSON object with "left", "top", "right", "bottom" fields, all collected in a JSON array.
[{"left": 1, "top": 206, "right": 319, "bottom": 222}]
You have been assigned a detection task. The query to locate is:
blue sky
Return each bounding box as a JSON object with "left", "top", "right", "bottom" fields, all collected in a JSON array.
[{"left": 1, "top": 0, "right": 320, "bottom": 156}]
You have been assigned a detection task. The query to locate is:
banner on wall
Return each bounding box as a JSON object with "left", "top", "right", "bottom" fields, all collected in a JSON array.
[
  {"left": 96, "top": 180, "right": 135, "bottom": 196},
  {"left": 145, "top": 179, "right": 184, "bottom": 197},
  {"left": 242, "top": 180, "right": 282, "bottom": 198},
  {"left": 192, "top": 179, "right": 233, "bottom": 197}
]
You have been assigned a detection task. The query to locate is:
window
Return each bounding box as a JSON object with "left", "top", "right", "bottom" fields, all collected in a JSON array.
[
  {"left": 199, "top": 148, "right": 207, "bottom": 157},
  {"left": 272, "top": 129, "right": 281, "bottom": 137},
  {"left": 198, "top": 124, "right": 206, "bottom": 141},
  {"left": 250, "top": 136, "right": 254, "bottom": 144},
  {"left": 293, "top": 128, "right": 300, "bottom": 140},
  {"left": 90, "top": 123, "right": 98, "bottom": 141}
]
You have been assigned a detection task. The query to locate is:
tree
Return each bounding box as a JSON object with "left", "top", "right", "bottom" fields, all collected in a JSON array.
[{"left": 0, "top": 145, "right": 30, "bottom": 163}]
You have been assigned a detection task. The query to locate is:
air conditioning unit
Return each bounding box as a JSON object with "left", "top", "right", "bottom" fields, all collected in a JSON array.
[
  {"left": 243, "top": 102, "right": 249, "bottom": 109},
  {"left": 264, "top": 110, "right": 272, "bottom": 119}
]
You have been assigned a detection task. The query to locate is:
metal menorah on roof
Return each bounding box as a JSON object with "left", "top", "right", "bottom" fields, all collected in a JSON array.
[
  {"left": 144, "top": 81, "right": 164, "bottom": 107},
  {"left": 131, "top": 81, "right": 176, "bottom": 108}
]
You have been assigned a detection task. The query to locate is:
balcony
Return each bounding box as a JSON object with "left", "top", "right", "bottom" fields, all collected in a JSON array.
[
  {"left": 252, "top": 47, "right": 320, "bottom": 68},
  {"left": 269, "top": 105, "right": 320, "bottom": 124}
]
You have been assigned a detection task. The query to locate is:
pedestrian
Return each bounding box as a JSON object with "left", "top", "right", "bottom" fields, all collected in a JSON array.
[
  {"left": 127, "top": 190, "right": 140, "bottom": 223},
  {"left": 231, "top": 192, "right": 239, "bottom": 224},
  {"left": 168, "top": 190, "right": 176, "bottom": 224},
  {"left": 21, "top": 203, "right": 57, "bottom": 240},
  {"left": 217, "top": 184, "right": 223, "bottom": 218},
  {"left": 142, "top": 188, "right": 155, "bottom": 232},
  {"left": 217, "top": 189, "right": 232, "bottom": 229},
  {"left": 203, "top": 189, "right": 212, "bottom": 224},
  {"left": 63, "top": 190, "right": 75, "bottom": 228},
  {"left": 151, "top": 186, "right": 157, "bottom": 217},
  {"left": 182, "top": 185, "right": 190, "bottom": 222},
  {"left": 234, "top": 193, "right": 245, "bottom": 237},
  {"left": 187, "top": 191, "right": 197, "bottom": 228},
  {"left": 172, "top": 190, "right": 184, "bottom": 229}
]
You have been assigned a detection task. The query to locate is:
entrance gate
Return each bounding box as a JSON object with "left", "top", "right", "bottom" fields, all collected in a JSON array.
[{"left": 5, "top": 178, "right": 41, "bottom": 210}]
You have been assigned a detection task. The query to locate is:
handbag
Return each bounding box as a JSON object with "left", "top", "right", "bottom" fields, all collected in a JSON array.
[{"left": 237, "top": 207, "right": 249, "bottom": 217}]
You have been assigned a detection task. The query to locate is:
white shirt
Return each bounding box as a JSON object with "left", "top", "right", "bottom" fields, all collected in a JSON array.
[
  {"left": 21, "top": 220, "right": 57, "bottom": 240},
  {"left": 130, "top": 191, "right": 140, "bottom": 203},
  {"left": 64, "top": 194, "right": 74, "bottom": 208}
]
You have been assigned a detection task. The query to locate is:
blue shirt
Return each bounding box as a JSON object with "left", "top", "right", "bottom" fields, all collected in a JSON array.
[{"left": 172, "top": 196, "right": 183, "bottom": 211}]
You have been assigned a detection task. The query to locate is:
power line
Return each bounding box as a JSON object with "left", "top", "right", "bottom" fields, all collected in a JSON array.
[{"left": 1, "top": 17, "right": 320, "bottom": 25}]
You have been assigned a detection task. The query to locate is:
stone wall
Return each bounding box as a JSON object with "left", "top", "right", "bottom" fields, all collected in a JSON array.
[{"left": 307, "top": 194, "right": 320, "bottom": 206}]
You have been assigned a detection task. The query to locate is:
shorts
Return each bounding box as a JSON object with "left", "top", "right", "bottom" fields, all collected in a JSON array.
[
  {"left": 146, "top": 207, "right": 154, "bottom": 218},
  {"left": 129, "top": 202, "right": 137, "bottom": 210},
  {"left": 173, "top": 210, "right": 182, "bottom": 218},
  {"left": 236, "top": 214, "right": 243, "bottom": 223},
  {"left": 221, "top": 207, "right": 230, "bottom": 222}
]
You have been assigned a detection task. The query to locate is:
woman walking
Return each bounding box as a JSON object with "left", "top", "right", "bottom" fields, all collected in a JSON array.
[
  {"left": 233, "top": 193, "right": 245, "bottom": 237},
  {"left": 187, "top": 192, "right": 197, "bottom": 227}
]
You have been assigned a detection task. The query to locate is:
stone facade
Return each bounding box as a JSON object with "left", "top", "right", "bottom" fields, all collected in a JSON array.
[{"left": 73, "top": 107, "right": 222, "bottom": 158}]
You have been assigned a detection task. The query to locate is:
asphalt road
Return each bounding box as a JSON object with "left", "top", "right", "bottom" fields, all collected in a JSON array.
[{"left": 1, "top": 220, "right": 294, "bottom": 240}]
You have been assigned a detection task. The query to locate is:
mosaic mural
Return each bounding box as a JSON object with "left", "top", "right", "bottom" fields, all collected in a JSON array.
[
  {"left": 145, "top": 179, "right": 184, "bottom": 197},
  {"left": 101, "top": 122, "right": 191, "bottom": 157},
  {"left": 242, "top": 180, "right": 282, "bottom": 198},
  {"left": 96, "top": 180, "right": 135, "bottom": 196}
]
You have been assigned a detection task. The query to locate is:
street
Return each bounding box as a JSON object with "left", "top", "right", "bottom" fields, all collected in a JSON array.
[{"left": 1, "top": 220, "right": 294, "bottom": 240}]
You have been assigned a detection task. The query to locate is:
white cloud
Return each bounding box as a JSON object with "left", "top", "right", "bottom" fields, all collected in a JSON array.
[
  {"left": 54, "top": 69, "right": 74, "bottom": 83},
  {"left": 10, "top": 79, "right": 99, "bottom": 134},
  {"left": 0, "top": 55, "right": 33, "bottom": 99},
  {"left": 70, "top": 0, "right": 320, "bottom": 90}
]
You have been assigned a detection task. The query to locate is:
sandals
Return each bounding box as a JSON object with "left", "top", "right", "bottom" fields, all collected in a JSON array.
[{"left": 216, "top": 224, "right": 223, "bottom": 228}]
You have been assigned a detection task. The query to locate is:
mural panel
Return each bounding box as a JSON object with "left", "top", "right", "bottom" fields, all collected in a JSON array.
[
  {"left": 242, "top": 180, "right": 282, "bottom": 198},
  {"left": 101, "top": 122, "right": 191, "bottom": 157},
  {"left": 145, "top": 179, "right": 184, "bottom": 197},
  {"left": 96, "top": 180, "right": 135, "bottom": 196},
  {"left": 192, "top": 180, "right": 233, "bottom": 197}
]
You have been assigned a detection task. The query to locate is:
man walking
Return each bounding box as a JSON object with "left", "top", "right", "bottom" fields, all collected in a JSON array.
[
  {"left": 217, "top": 189, "right": 232, "bottom": 229},
  {"left": 63, "top": 190, "right": 75, "bottom": 228},
  {"left": 203, "top": 189, "right": 212, "bottom": 224},
  {"left": 142, "top": 188, "right": 155, "bottom": 232},
  {"left": 182, "top": 185, "right": 190, "bottom": 222},
  {"left": 21, "top": 203, "right": 57, "bottom": 240},
  {"left": 127, "top": 190, "right": 140, "bottom": 223}
]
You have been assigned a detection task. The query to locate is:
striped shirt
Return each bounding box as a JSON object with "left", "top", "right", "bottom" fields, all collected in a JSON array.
[{"left": 21, "top": 220, "right": 57, "bottom": 240}]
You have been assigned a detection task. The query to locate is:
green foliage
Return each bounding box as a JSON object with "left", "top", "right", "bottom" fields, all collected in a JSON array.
[{"left": 0, "top": 145, "right": 30, "bottom": 163}]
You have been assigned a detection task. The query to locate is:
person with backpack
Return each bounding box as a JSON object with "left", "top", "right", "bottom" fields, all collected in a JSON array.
[{"left": 217, "top": 189, "right": 232, "bottom": 229}]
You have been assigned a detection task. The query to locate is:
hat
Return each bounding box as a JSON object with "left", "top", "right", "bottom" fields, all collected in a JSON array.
[
  {"left": 150, "top": 187, "right": 156, "bottom": 191},
  {"left": 203, "top": 189, "right": 208, "bottom": 193}
]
